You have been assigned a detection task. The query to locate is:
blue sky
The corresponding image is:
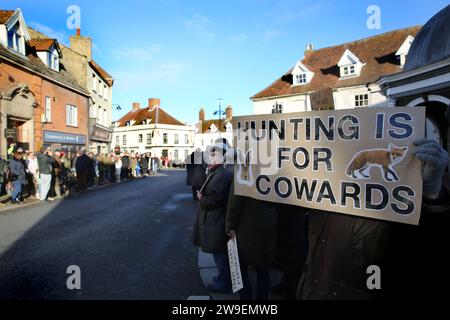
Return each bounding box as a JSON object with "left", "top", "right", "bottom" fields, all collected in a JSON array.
[{"left": 2, "top": 0, "right": 448, "bottom": 124}]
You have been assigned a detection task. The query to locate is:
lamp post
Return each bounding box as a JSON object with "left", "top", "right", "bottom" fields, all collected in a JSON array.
[{"left": 214, "top": 98, "right": 225, "bottom": 139}]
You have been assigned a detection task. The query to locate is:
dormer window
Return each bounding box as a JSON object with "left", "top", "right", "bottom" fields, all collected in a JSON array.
[
  {"left": 7, "top": 23, "right": 25, "bottom": 55},
  {"left": 396, "top": 35, "right": 415, "bottom": 67},
  {"left": 343, "top": 65, "right": 356, "bottom": 76},
  {"left": 210, "top": 123, "right": 217, "bottom": 133},
  {"left": 338, "top": 49, "right": 363, "bottom": 78},
  {"left": 291, "top": 61, "right": 313, "bottom": 86},
  {"left": 48, "top": 52, "right": 59, "bottom": 71},
  {"left": 295, "top": 73, "right": 307, "bottom": 85}
]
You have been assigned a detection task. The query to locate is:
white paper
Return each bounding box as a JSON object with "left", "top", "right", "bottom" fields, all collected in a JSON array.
[{"left": 227, "top": 237, "right": 244, "bottom": 293}]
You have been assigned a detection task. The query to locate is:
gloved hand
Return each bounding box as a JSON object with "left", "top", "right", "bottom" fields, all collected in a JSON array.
[{"left": 413, "top": 139, "right": 448, "bottom": 196}]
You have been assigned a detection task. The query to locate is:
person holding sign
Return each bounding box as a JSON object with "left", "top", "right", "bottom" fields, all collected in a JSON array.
[
  {"left": 297, "top": 138, "right": 449, "bottom": 300},
  {"left": 225, "top": 179, "right": 278, "bottom": 300},
  {"left": 191, "top": 142, "right": 233, "bottom": 294}
]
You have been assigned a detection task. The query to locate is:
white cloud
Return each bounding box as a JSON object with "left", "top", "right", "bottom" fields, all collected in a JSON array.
[
  {"left": 28, "top": 22, "right": 69, "bottom": 45},
  {"left": 264, "top": 29, "right": 282, "bottom": 40},
  {"left": 184, "top": 13, "right": 214, "bottom": 40},
  {"left": 112, "top": 45, "right": 162, "bottom": 61},
  {"left": 228, "top": 33, "right": 248, "bottom": 44},
  {"left": 113, "top": 61, "right": 190, "bottom": 90},
  {"left": 275, "top": 2, "right": 324, "bottom": 24}
]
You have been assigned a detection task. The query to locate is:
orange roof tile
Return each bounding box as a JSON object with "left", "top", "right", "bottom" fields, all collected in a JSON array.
[
  {"left": 251, "top": 26, "right": 421, "bottom": 100},
  {"left": 116, "top": 105, "right": 185, "bottom": 127},
  {"left": 0, "top": 10, "right": 14, "bottom": 24}
]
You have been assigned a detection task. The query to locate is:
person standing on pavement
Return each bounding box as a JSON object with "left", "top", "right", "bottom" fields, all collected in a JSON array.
[
  {"left": 26, "top": 152, "right": 39, "bottom": 198},
  {"left": 75, "top": 149, "right": 90, "bottom": 194},
  {"left": 115, "top": 155, "right": 122, "bottom": 183},
  {"left": 225, "top": 179, "right": 278, "bottom": 300},
  {"left": 191, "top": 142, "right": 233, "bottom": 293},
  {"left": 9, "top": 150, "right": 26, "bottom": 204},
  {"left": 186, "top": 148, "right": 207, "bottom": 201},
  {"left": 87, "top": 152, "right": 96, "bottom": 187},
  {"left": 121, "top": 152, "right": 130, "bottom": 181},
  {"left": 36, "top": 147, "right": 53, "bottom": 201}
]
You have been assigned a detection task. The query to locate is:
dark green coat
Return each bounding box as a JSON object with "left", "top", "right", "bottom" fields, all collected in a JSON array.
[
  {"left": 225, "top": 180, "right": 278, "bottom": 267},
  {"left": 191, "top": 166, "right": 232, "bottom": 254}
]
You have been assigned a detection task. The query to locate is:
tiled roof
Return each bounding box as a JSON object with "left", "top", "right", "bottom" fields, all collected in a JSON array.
[
  {"left": 251, "top": 26, "right": 421, "bottom": 100},
  {"left": 0, "top": 43, "right": 90, "bottom": 96},
  {"left": 116, "top": 106, "right": 185, "bottom": 127},
  {"left": 0, "top": 10, "right": 14, "bottom": 24},
  {"left": 28, "top": 39, "right": 56, "bottom": 51},
  {"left": 199, "top": 118, "right": 232, "bottom": 133},
  {"left": 89, "top": 60, "right": 114, "bottom": 87}
]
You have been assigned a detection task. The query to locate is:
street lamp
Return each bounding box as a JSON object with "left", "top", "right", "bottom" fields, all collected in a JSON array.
[
  {"left": 214, "top": 98, "right": 225, "bottom": 138},
  {"left": 112, "top": 104, "right": 122, "bottom": 111}
]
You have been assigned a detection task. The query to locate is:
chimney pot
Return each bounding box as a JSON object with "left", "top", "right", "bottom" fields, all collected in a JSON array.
[
  {"left": 305, "top": 43, "right": 314, "bottom": 54},
  {"left": 76, "top": 28, "right": 81, "bottom": 36}
]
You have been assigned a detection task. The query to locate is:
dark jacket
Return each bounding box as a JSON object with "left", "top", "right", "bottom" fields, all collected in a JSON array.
[
  {"left": 9, "top": 158, "right": 26, "bottom": 184},
  {"left": 75, "top": 154, "right": 90, "bottom": 173},
  {"left": 225, "top": 180, "right": 278, "bottom": 267},
  {"left": 121, "top": 156, "right": 130, "bottom": 169},
  {"left": 186, "top": 151, "right": 205, "bottom": 187},
  {"left": 36, "top": 153, "right": 53, "bottom": 175},
  {"left": 191, "top": 165, "right": 232, "bottom": 254},
  {"left": 297, "top": 191, "right": 450, "bottom": 300}
]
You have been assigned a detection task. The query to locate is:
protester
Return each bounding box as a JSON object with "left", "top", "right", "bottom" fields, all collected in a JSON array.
[
  {"left": 87, "top": 152, "right": 96, "bottom": 187},
  {"left": 296, "top": 138, "right": 449, "bottom": 300},
  {"left": 115, "top": 155, "right": 122, "bottom": 183},
  {"left": 191, "top": 142, "right": 233, "bottom": 293},
  {"left": 121, "top": 152, "right": 130, "bottom": 180},
  {"left": 36, "top": 147, "right": 53, "bottom": 201},
  {"left": 225, "top": 178, "right": 278, "bottom": 300},
  {"left": 186, "top": 148, "right": 207, "bottom": 200},
  {"left": 0, "top": 156, "right": 7, "bottom": 195}
]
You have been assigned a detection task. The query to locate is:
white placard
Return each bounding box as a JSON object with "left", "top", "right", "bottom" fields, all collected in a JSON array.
[{"left": 227, "top": 237, "right": 244, "bottom": 293}]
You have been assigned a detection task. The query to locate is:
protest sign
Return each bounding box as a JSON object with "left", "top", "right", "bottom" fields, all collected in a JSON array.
[
  {"left": 232, "top": 107, "right": 426, "bottom": 225},
  {"left": 227, "top": 237, "right": 243, "bottom": 294}
]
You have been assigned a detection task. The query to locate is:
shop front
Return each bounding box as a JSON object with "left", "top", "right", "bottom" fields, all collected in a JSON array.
[
  {"left": 89, "top": 120, "right": 112, "bottom": 154},
  {"left": 43, "top": 130, "right": 87, "bottom": 154}
]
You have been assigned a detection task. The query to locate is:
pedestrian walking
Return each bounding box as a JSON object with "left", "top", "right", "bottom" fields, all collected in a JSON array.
[{"left": 75, "top": 149, "right": 90, "bottom": 194}]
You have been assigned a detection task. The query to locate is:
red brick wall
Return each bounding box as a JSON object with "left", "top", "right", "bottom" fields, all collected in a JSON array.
[
  {"left": 40, "top": 79, "right": 89, "bottom": 150},
  {"left": 0, "top": 59, "right": 89, "bottom": 152}
]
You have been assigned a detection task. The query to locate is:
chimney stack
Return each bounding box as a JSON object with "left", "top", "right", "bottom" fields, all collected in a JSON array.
[
  {"left": 70, "top": 30, "right": 92, "bottom": 61},
  {"left": 148, "top": 98, "right": 160, "bottom": 109},
  {"left": 225, "top": 105, "right": 233, "bottom": 119},
  {"left": 132, "top": 102, "right": 140, "bottom": 111},
  {"left": 199, "top": 108, "right": 205, "bottom": 121},
  {"left": 305, "top": 43, "right": 314, "bottom": 55}
]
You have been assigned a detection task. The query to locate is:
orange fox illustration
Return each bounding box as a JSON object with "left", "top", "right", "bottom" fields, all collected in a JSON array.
[{"left": 346, "top": 144, "right": 408, "bottom": 182}]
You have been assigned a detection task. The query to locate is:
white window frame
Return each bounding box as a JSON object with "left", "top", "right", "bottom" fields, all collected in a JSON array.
[
  {"left": 184, "top": 134, "right": 189, "bottom": 145},
  {"left": 295, "top": 73, "right": 307, "bottom": 85},
  {"left": 66, "top": 104, "right": 78, "bottom": 127},
  {"left": 116, "top": 136, "right": 120, "bottom": 145},
  {"left": 174, "top": 134, "right": 179, "bottom": 145},
  {"left": 355, "top": 94, "right": 369, "bottom": 107},
  {"left": 163, "top": 133, "right": 168, "bottom": 144},
  {"left": 122, "top": 135, "right": 127, "bottom": 146},
  {"left": 138, "top": 134, "right": 143, "bottom": 143},
  {"left": 45, "top": 96, "right": 52, "bottom": 122},
  {"left": 147, "top": 133, "right": 152, "bottom": 145}
]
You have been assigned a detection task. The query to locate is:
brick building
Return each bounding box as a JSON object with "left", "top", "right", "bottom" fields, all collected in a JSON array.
[{"left": 0, "top": 9, "right": 90, "bottom": 156}]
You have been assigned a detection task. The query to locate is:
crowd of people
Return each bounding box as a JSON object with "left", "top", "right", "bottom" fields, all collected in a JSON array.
[
  {"left": 187, "top": 137, "right": 450, "bottom": 300},
  {"left": 0, "top": 144, "right": 162, "bottom": 205}
]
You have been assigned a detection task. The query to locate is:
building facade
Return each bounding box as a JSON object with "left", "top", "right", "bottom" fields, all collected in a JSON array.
[
  {"left": 251, "top": 26, "right": 420, "bottom": 114},
  {"left": 30, "top": 28, "right": 115, "bottom": 154},
  {"left": 112, "top": 98, "right": 195, "bottom": 162},
  {"left": 0, "top": 9, "right": 90, "bottom": 156},
  {"left": 194, "top": 106, "right": 233, "bottom": 151}
]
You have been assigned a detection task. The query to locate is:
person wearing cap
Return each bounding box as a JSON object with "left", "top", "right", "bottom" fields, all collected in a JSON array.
[
  {"left": 191, "top": 142, "right": 233, "bottom": 293},
  {"left": 9, "top": 150, "right": 26, "bottom": 204}
]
